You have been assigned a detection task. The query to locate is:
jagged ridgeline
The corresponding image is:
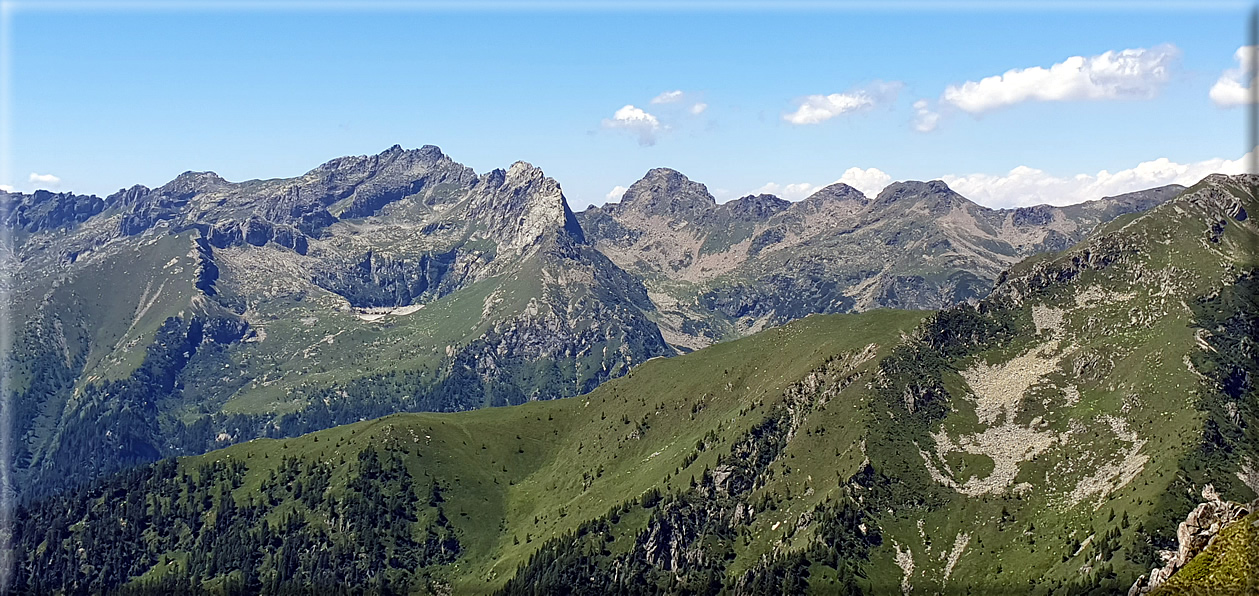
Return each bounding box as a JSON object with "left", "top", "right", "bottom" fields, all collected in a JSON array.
[
  {"left": 9, "top": 175, "right": 1258, "bottom": 594},
  {"left": 1, "top": 145, "right": 1177, "bottom": 502},
  {"left": 577, "top": 168, "right": 1184, "bottom": 351}
]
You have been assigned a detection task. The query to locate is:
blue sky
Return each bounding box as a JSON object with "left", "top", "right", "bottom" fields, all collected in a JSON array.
[{"left": 3, "top": 1, "right": 1254, "bottom": 208}]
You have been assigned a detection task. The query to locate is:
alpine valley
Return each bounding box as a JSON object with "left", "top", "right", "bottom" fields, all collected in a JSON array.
[{"left": 3, "top": 146, "right": 1256, "bottom": 594}]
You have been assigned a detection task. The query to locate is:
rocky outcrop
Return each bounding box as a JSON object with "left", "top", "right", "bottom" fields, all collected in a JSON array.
[
  {"left": 1128, "top": 485, "right": 1256, "bottom": 595},
  {"left": 726, "top": 193, "right": 791, "bottom": 220},
  {"left": 205, "top": 217, "right": 309, "bottom": 254},
  {"left": 115, "top": 172, "right": 225, "bottom": 236},
  {"left": 465, "top": 160, "right": 585, "bottom": 255},
  {"left": 1, "top": 190, "right": 106, "bottom": 232}
]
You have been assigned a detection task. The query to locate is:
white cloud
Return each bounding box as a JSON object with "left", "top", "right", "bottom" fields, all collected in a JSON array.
[
  {"left": 29, "top": 172, "right": 61, "bottom": 188},
  {"left": 941, "top": 148, "right": 1254, "bottom": 209},
  {"left": 651, "top": 90, "right": 685, "bottom": 104},
  {"left": 602, "top": 105, "right": 663, "bottom": 146},
  {"left": 1209, "top": 45, "right": 1256, "bottom": 107},
  {"left": 751, "top": 182, "right": 821, "bottom": 201},
  {"left": 605, "top": 185, "right": 628, "bottom": 202},
  {"left": 784, "top": 81, "right": 902, "bottom": 125},
  {"left": 837, "top": 167, "right": 892, "bottom": 198},
  {"left": 0, "top": 184, "right": 13, "bottom": 192},
  {"left": 690, "top": 102, "right": 708, "bottom": 115},
  {"left": 941, "top": 44, "right": 1179, "bottom": 114},
  {"left": 912, "top": 99, "right": 940, "bottom": 133}
]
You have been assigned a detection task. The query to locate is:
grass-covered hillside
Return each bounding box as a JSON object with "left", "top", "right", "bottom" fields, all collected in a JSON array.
[{"left": 13, "top": 309, "right": 925, "bottom": 594}]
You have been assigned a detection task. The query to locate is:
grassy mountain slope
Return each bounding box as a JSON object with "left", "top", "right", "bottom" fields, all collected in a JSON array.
[
  {"left": 12, "top": 309, "right": 925, "bottom": 594},
  {"left": 853, "top": 172, "right": 1258, "bottom": 595}
]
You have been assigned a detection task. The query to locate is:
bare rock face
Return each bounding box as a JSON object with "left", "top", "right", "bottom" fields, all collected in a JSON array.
[
  {"left": 1128, "top": 485, "right": 1256, "bottom": 595},
  {"left": 0, "top": 190, "right": 106, "bottom": 232},
  {"left": 466, "top": 161, "right": 584, "bottom": 256}
]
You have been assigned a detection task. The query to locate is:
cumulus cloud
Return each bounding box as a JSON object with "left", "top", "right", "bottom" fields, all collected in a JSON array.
[
  {"left": 941, "top": 148, "right": 1254, "bottom": 209},
  {"left": 1209, "top": 45, "right": 1256, "bottom": 107},
  {"left": 605, "top": 185, "right": 628, "bottom": 202},
  {"left": 602, "top": 105, "right": 663, "bottom": 146},
  {"left": 836, "top": 167, "right": 893, "bottom": 198},
  {"left": 651, "top": 90, "right": 685, "bottom": 104},
  {"left": 0, "top": 184, "right": 13, "bottom": 192},
  {"left": 912, "top": 99, "right": 940, "bottom": 133},
  {"left": 29, "top": 172, "right": 61, "bottom": 188},
  {"left": 751, "top": 182, "right": 822, "bottom": 201},
  {"left": 784, "top": 81, "right": 902, "bottom": 125},
  {"left": 941, "top": 44, "right": 1179, "bottom": 114},
  {"left": 690, "top": 102, "right": 708, "bottom": 115}
]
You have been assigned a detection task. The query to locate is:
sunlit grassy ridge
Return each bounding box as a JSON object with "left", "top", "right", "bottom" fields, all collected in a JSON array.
[{"left": 161, "top": 309, "right": 923, "bottom": 593}]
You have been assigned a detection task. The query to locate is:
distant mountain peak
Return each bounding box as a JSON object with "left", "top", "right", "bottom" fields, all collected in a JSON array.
[
  {"left": 156, "top": 171, "right": 230, "bottom": 200},
  {"left": 642, "top": 167, "right": 690, "bottom": 182},
  {"left": 725, "top": 193, "right": 791, "bottom": 219},
  {"left": 871, "top": 180, "right": 968, "bottom": 212},
  {"left": 507, "top": 160, "right": 545, "bottom": 180},
  {"left": 802, "top": 182, "right": 868, "bottom": 204},
  {"left": 619, "top": 168, "right": 717, "bottom": 218},
  {"left": 467, "top": 159, "right": 584, "bottom": 252},
  {"left": 875, "top": 179, "right": 953, "bottom": 198},
  {"left": 313, "top": 144, "right": 451, "bottom": 177}
]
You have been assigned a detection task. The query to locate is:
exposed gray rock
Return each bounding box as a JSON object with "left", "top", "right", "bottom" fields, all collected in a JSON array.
[
  {"left": 1, "top": 190, "right": 105, "bottom": 232},
  {"left": 1128, "top": 485, "right": 1256, "bottom": 595}
]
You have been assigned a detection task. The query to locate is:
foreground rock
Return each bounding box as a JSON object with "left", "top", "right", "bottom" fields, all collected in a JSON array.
[{"left": 1129, "top": 485, "right": 1257, "bottom": 595}]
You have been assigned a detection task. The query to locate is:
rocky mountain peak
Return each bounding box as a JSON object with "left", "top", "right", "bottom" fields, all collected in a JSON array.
[
  {"left": 106, "top": 184, "right": 152, "bottom": 208},
  {"left": 160, "top": 171, "right": 229, "bottom": 198},
  {"left": 1, "top": 189, "right": 107, "bottom": 233},
  {"left": 618, "top": 168, "right": 717, "bottom": 220},
  {"left": 804, "top": 182, "right": 868, "bottom": 204},
  {"left": 506, "top": 160, "right": 546, "bottom": 183},
  {"left": 385, "top": 144, "right": 448, "bottom": 167},
  {"left": 871, "top": 180, "right": 967, "bottom": 213},
  {"left": 312, "top": 144, "right": 450, "bottom": 177},
  {"left": 469, "top": 161, "right": 583, "bottom": 253},
  {"left": 725, "top": 193, "right": 791, "bottom": 220},
  {"left": 874, "top": 179, "right": 952, "bottom": 200}
]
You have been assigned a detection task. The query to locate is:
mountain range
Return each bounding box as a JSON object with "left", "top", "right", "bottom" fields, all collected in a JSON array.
[
  {"left": 577, "top": 167, "right": 1183, "bottom": 349},
  {"left": 0, "top": 145, "right": 1190, "bottom": 501},
  {"left": 4, "top": 160, "right": 1255, "bottom": 594}
]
